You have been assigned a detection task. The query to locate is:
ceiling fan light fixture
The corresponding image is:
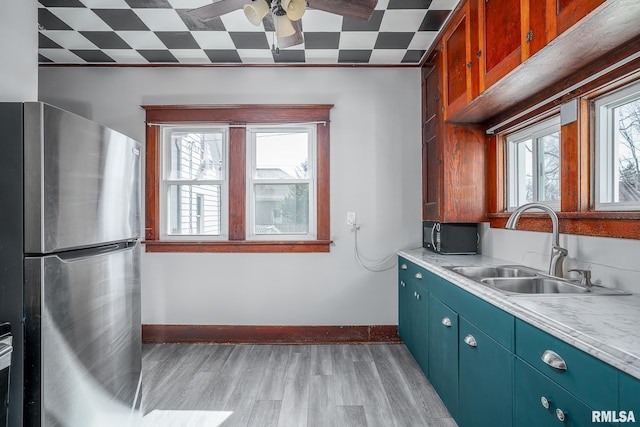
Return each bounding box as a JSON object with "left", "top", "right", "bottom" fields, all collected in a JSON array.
[
  {"left": 275, "top": 14, "right": 296, "bottom": 37},
  {"left": 281, "top": 0, "right": 306, "bottom": 21},
  {"left": 243, "top": 0, "right": 270, "bottom": 26}
]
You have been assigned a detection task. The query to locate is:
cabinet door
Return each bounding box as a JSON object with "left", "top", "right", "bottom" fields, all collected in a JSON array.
[
  {"left": 459, "top": 319, "right": 513, "bottom": 427},
  {"left": 620, "top": 372, "right": 640, "bottom": 419},
  {"left": 479, "top": 0, "right": 522, "bottom": 90},
  {"left": 554, "top": 0, "right": 606, "bottom": 35},
  {"left": 422, "top": 60, "right": 441, "bottom": 220},
  {"left": 410, "top": 282, "right": 429, "bottom": 374},
  {"left": 442, "top": 2, "right": 472, "bottom": 119},
  {"left": 514, "top": 358, "right": 607, "bottom": 427},
  {"left": 398, "top": 264, "right": 413, "bottom": 344},
  {"left": 428, "top": 295, "right": 459, "bottom": 420}
]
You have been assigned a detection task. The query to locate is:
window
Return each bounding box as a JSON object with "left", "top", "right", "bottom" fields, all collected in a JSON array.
[
  {"left": 506, "top": 116, "right": 561, "bottom": 210},
  {"left": 143, "top": 105, "right": 333, "bottom": 253},
  {"left": 161, "top": 127, "right": 227, "bottom": 239},
  {"left": 247, "top": 126, "right": 315, "bottom": 240},
  {"left": 594, "top": 80, "right": 640, "bottom": 210}
]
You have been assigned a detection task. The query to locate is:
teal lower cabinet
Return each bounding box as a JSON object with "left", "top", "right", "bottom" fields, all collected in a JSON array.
[
  {"left": 428, "top": 294, "right": 459, "bottom": 420},
  {"left": 398, "top": 258, "right": 429, "bottom": 374},
  {"left": 515, "top": 358, "right": 606, "bottom": 427},
  {"left": 397, "top": 258, "right": 639, "bottom": 427},
  {"left": 620, "top": 373, "right": 640, "bottom": 422},
  {"left": 458, "top": 318, "right": 513, "bottom": 427}
]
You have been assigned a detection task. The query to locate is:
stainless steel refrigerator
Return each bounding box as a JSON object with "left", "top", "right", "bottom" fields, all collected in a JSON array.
[{"left": 0, "top": 102, "right": 142, "bottom": 427}]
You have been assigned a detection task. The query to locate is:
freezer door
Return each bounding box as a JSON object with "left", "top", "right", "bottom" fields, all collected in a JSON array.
[
  {"left": 24, "top": 102, "right": 141, "bottom": 254},
  {"left": 24, "top": 243, "right": 142, "bottom": 427}
]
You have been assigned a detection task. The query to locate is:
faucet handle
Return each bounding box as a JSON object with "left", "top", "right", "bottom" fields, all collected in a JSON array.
[{"left": 568, "top": 269, "right": 593, "bottom": 288}]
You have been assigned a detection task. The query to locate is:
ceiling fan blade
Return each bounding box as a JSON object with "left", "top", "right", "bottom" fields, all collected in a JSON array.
[
  {"left": 187, "top": 0, "right": 252, "bottom": 21},
  {"left": 277, "top": 19, "right": 304, "bottom": 48},
  {"left": 307, "top": 0, "right": 377, "bottom": 21}
]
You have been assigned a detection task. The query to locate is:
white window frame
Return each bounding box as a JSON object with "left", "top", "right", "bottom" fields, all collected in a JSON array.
[
  {"left": 506, "top": 116, "right": 561, "bottom": 211},
  {"left": 159, "top": 125, "right": 229, "bottom": 240},
  {"left": 246, "top": 124, "right": 317, "bottom": 241},
  {"left": 594, "top": 80, "right": 640, "bottom": 211}
]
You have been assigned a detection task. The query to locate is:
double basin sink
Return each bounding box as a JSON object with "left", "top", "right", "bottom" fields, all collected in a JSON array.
[{"left": 448, "top": 265, "right": 628, "bottom": 296}]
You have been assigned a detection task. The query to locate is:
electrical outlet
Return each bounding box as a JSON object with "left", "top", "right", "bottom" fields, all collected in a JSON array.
[{"left": 347, "top": 211, "right": 356, "bottom": 225}]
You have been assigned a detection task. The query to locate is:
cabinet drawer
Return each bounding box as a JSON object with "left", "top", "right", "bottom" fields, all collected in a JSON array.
[
  {"left": 430, "top": 276, "right": 514, "bottom": 350},
  {"left": 398, "top": 257, "right": 429, "bottom": 290},
  {"left": 515, "top": 319, "right": 617, "bottom": 411},
  {"left": 515, "top": 358, "right": 607, "bottom": 427}
]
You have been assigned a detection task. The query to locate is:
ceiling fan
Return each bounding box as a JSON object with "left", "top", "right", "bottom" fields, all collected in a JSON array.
[{"left": 188, "top": 0, "right": 378, "bottom": 50}]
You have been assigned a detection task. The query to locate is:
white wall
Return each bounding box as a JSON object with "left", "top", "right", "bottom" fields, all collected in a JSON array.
[
  {"left": 0, "top": 0, "right": 37, "bottom": 101},
  {"left": 38, "top": 66, "right": 423, "bottom": 325},
  {"left": 480, "top": 224, "right": 640, "bottom": 294}
]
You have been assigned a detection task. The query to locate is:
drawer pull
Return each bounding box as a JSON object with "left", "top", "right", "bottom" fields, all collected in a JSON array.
[
  {"left": 464, "top": 334, "right": 477, "bottom": 347},
  {"left": 415, "top": 272, "right": 423, "bottom": 279},
  {"left": 441, "top": 317, "right": 452, "bottom": 327},
  {"left": 541, "top": 350, "right": 567, "bottom": 371},
  {"left": 401, "top": 264, "right": 408, "bottom": 270},
  {"left": 540, "top": 396, "right": 550, "bottom": 409},
  {"left": 415, "top": 292, "right": 421, "bottom": 300},
  {"left": 401, "top": 280, "right": 405, "bottom": 287},
  {"left": 556, "top": 408, "right": 566, "bottom": 422}
]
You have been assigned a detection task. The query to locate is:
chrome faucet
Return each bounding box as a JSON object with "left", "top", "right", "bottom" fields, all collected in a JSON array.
[{"left": 505, "top": 203, "right": 568, "bottom": 278}]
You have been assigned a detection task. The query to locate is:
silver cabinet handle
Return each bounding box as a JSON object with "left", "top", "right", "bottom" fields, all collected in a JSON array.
[
  {"left": 415, "top": 292, "right": 421, "bottom": 300},
  {"left": 541, "top": 350, "right": 567, "bottom": 371},
  {"left": 441, "top": 317, "right": 452, "bottom": 327},
  {"left": 415, "top": 272, "right": 422, "bottom": 279},
  {"left": 540, "top": 396, "right": 550, "bottom": 409},
  {"left": 556, "top": 408, "right": 566, "bottom": 422},
  {"left": 401, "top": 280, "right": 405, "bottom": 287},
  {"left": 464, "top": 334, "right": 477, "bottom": 347},
  {"left": 401, "top": 264, "right": 408, "bottom": 270}
]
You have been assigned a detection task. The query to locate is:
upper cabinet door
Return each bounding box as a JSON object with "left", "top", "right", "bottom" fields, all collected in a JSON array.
[
  {"left": 554, "top": 0, "right": 606, "bottom": 35},
  {"left": 442, "top": 1, "right": 476, "bottom": 120},
  {"left": 479, "top": 0, "right": 523, "bottom": 91}
]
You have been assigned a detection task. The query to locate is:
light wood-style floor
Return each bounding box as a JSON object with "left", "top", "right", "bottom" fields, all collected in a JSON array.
[{"left": 141, "top": 343, "right": 456, "bottom": 427}]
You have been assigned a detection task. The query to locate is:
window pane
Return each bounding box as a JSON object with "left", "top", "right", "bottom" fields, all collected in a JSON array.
[
  {"left": 167, "top": 184, "right": 221, "bottom": 235},
  {"left": 513, "top": 139, "right": 533, "bottom": 205},
  {"left": 615, "top": 99, "right": 640, "bottom": 202},
  {"left": 167, "top": 131, "right": 225, "bottom": 180},
  {"left": 255, "top": 132, "right": 309, "bottom": 179},
  {"left": 254, "top": 184, "right": 309, "bottom": 234},
  {"left": 538, "top": 132, "right": 560, "bottom": 202}
]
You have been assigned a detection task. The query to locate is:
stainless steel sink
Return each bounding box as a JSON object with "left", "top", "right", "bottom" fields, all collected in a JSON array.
[
  {"left": 451, "top": 265, "right": 538, "bottom": 279},
  {"left": 447, "top": 264, "right": 629, "bottom": 296},
  {"left": 481, "top": 277, "right": 591, "bottom": 294}
]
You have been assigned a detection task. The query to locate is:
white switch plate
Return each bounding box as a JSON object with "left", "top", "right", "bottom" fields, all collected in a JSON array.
[{"left": 347, "top": 211, "right": 356, "bottom": 225}]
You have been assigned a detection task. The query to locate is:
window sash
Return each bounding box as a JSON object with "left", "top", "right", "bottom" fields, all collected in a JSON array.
[
  {"left": 594, "top": 81, "right": 640, "bottom": 211},
  {"left": 246, "top": 125, "right": 317, "bottom": 240},
  {"left": 160, "top": 126, "right": 229, "bottom": 240},
  {"left": 506, "top": 116, "right": 561, "bottom": 211}
]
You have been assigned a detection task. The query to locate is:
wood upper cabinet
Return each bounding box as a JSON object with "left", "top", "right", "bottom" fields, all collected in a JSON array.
[
  {"left": 422, "top": 52, "right": 486, "bottom": 223},
  {"left": 422, "top": 53, "right": 442, "bottom": 220},
  {"left": 479, "top": 0, "right": 522, "bottom": 90},
  {"left": 554, "top": 0, "right": 606, "bottom": 36},
  {"left": 479, "top": 0, "right": 555, "bottom": 92},
  {"left": 442, "top": 1, "right": 479, "bottom": 120}
]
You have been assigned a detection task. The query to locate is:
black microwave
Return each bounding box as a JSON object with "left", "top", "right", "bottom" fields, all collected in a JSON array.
[{"left": 423, "top": 221, "right": 478, "bottom": 254}]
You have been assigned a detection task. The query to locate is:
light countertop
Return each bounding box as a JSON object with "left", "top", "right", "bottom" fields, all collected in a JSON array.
[{"left": 398, "top": 247, "right": 640, "bottom": 381}]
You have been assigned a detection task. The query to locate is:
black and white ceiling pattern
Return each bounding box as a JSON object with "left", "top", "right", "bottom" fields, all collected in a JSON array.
[{"left": 37, "top": 0, "right": 458, "bottom": 65}]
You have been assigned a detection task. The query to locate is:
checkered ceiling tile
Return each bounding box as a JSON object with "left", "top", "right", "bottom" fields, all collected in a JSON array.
[{"left": 38, "top": 0, "right": 460, "bottom": 65}]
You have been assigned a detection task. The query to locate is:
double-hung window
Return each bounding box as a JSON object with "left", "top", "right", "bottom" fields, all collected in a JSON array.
[
  {"left": 506, "top": 116, "right": 561, "bottom": 210},
  {"left": 247, "top": 126, "right": 316, "bottom": 240},
  {"left": 143, "top": 104, "right": 332, "bottom": 253},
  {"left": 161, "top": 127, "right": 228, "bottom": 239},
  {"left": 594, "top": 80, "right": 640, "bottom": 210}
]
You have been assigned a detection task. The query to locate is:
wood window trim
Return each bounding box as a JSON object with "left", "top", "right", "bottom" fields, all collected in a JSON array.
[
  {"left": 486, "top": 59, "right": 640, "bottom": 240},
  {"left": 142, "top": 104, "right": 333, "bottom": 253}
]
